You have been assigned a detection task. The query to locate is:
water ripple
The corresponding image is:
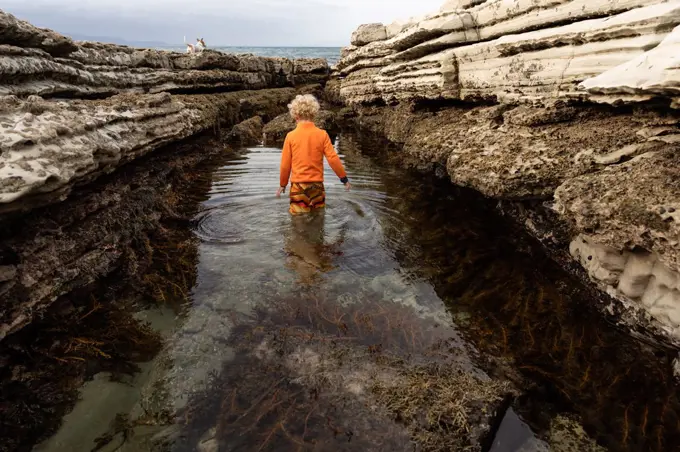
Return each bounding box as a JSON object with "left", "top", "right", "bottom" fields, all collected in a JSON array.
[{"left": 192, "top": 146, "right": 396, "bottom": 255}]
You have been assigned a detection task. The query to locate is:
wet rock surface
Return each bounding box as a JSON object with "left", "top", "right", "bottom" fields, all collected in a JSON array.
[
  {"left": 227, "top": 116, "right": 264, "bottom": 146},
  {"left": 72, "top": 134, "right": 680, "bottom": 452},
  {"left": 343, "top": 98, "right": 680, "bottom": 346},
  {"left": 2, "top": 128, "right": 678, "bottom": 452},
  {"left": 2, "top": 4, "right": 680, "bottom": 452},
  {"left": 0, "top": 89, "right": 298, "bottom": 341},
  {"left": 0, "top": 131, "right": 224, "bottom": 451}
]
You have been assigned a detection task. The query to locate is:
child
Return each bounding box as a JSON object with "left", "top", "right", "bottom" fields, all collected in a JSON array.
[{"left": 276, "top": 94, "right": 350, "bottom": 214}]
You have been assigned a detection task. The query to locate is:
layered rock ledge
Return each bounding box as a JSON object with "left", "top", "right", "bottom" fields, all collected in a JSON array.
[
  {"left": 336, "top": 0, "right": 680, "bottom": 347},
  {"left": 0, "top": 9, "right": 329, "bottom": 340}
]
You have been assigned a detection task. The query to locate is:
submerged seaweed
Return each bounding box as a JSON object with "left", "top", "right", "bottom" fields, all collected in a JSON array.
[
  {"left": 176, "top": 292, "right": 512, "bottom": 452},
  {"left": 371, "top": 155, "right": 680, "bottom": 452},
  {"left": 0, "top": 294, "right": 162, "bottom": 452},
  {"left": 0, "top": 136, "right": 226, "bottom": 452}
]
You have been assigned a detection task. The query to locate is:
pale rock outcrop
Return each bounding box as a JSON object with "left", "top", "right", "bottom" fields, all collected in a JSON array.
[
  {"left": 0, "top": 93, "right": 191, "bottom": 211},
  {"left": 340, "top": 45, "right": 358, "bottom": 59},
  {"left": 0, "top": 88, "right": 299, "bottom": 216},
  {"left": 386, "top": 21, "right": 410, "bottom": 39},
  {"left": 337, "top": 0, "right": 678, "bottom": 105},
  {"left": 569, "top": 236, "right": 680, "bottom": 336},
  {"left": 351, "top": 23, "right": 388, "bottom": 46},
  {"left": 581, "top": 23, "right": 680, "bottom": 101},
  {"left": 0, "top": 43, "right": 328, "bottom": 98},
  {"left": 440, "top": 0, "right": 486, "bottom": 11}
]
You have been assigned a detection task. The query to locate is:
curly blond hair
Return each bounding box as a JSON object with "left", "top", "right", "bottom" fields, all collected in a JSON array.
[{"left": 288, "top": 94, "right": 321, "bottom": 121}]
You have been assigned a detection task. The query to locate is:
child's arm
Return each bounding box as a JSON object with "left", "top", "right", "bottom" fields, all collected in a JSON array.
[
  {"left": 279, "top": 134, "right": 293, "bottom": 189},
  {"left": 322, "top": 133, "right": 349, "bottom": 185}
]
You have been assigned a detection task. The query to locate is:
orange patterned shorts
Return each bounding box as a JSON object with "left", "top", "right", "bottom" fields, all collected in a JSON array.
[{"left": 289, "top": 182, "right": 326, "bottom": 215}]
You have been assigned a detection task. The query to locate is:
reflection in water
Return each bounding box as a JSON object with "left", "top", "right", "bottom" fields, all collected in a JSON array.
[
  {"left": 36, "top": 134, "right": 680, "bottom": 452},
  {"left": 283, "top": 211, "right": 342, "bottom": 286},
  {"left": 172, "top": 141, "right": 512, "bottom": 451}
]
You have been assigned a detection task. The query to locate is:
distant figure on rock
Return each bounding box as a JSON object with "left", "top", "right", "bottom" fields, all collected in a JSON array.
[
  {"left": 276, "top": 94, "right": 350, "bottom": 214},
  {"left": 185, "top": 37, "right": 206, "bottom": 54}
]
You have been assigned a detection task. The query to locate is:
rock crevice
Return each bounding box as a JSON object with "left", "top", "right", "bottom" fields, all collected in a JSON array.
[{"left": 337, "top": 0, "right": 680, "bottom": 347}]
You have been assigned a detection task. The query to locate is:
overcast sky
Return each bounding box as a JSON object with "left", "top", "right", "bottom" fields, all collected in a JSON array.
[{"left": 2, "top": 0, "right": 442, "bottom": 47}]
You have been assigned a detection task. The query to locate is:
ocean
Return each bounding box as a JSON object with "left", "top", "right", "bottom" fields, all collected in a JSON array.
[{"left": 157, "top": 46, "right": 343, "bottom": 66}]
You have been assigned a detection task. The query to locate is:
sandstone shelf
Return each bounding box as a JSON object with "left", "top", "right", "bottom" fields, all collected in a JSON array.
[{"left": 0, "top": 10, "right": 328, "bottom": 217}]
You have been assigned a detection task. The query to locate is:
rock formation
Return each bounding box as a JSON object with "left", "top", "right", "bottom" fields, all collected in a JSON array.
[
  {"left": 263, "top": 109, "right": 338, "bottom": 145},
  {"left": 0, "top": 9, "right": 329, "bottom": 340},
  {"left": 336, "top": 0, "right": 680, "bottom": 346}
]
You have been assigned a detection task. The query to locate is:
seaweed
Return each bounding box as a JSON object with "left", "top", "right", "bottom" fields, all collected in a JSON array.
[
  {"left": 372, "top": 162, "right": 680, "bottom": 452},
  {"left": 0, "top": 136, "right": 225, "bottom": 452},
  {"left": 0, "top": 295, "right": 162, "bottom": 452},
  {"left": 175, "top": 292, "right": 512, "bottom": 452}
]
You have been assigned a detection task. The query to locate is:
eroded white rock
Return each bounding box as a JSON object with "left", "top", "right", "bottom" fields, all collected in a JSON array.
[
  {"left": 570, "top": 234, "right": 680, "bottom": 331},
  {"left": 351, "top": 23, "right": 388, "bottom": 46},
  {"left": 581, "top": 23, "right": 680, "bottom": 100},
  {"left": 338, "top": 0, "right": 678, "bottom": 105},
  {"left": 440, "top": 0, "right": 487, "bottom": 12}
]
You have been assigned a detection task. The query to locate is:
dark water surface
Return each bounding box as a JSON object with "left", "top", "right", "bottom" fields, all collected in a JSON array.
[{"left": 37, "top": 134, "right": 680, "bottom": 451}]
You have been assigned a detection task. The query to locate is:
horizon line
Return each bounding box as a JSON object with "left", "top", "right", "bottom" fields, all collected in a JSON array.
[
  {"left": 158, "top": 44, "right": 345, "bottom": 48},
  {"left": 72, "top": 40, "right": 345, "bottom": 49}
]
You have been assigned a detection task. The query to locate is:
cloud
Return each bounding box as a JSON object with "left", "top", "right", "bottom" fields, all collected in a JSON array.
[{"left": 1, "top": 0, "right": 443, "bottom": 46}]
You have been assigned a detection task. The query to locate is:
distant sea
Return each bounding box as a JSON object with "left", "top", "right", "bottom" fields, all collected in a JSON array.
[{"left": 156, "top": 46, "right": 343, "bottom": 66}]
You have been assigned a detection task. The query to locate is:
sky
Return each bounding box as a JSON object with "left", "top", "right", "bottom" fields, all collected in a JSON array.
[{"left": 2, "top": 0, "right": 443, "bottom": 47}]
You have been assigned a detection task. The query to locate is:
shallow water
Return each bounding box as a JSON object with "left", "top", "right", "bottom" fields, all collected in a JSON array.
[{"left": 36, "top": 133, "right": 680, "bottom": 452}]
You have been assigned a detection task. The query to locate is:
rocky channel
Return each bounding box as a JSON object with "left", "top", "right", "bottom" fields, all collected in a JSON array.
[{"left": 0, "top": 2, "right": 680, "bottom": 451}]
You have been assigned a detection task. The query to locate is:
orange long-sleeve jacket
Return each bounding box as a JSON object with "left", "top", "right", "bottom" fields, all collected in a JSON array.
[{"left": 279, "top": 122, "right": 348, "bottom": 187}]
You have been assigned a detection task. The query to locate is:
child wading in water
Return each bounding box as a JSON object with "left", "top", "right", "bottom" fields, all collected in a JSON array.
[{"left": 276, "top": 95, "right": 350, "bottom": 213}]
